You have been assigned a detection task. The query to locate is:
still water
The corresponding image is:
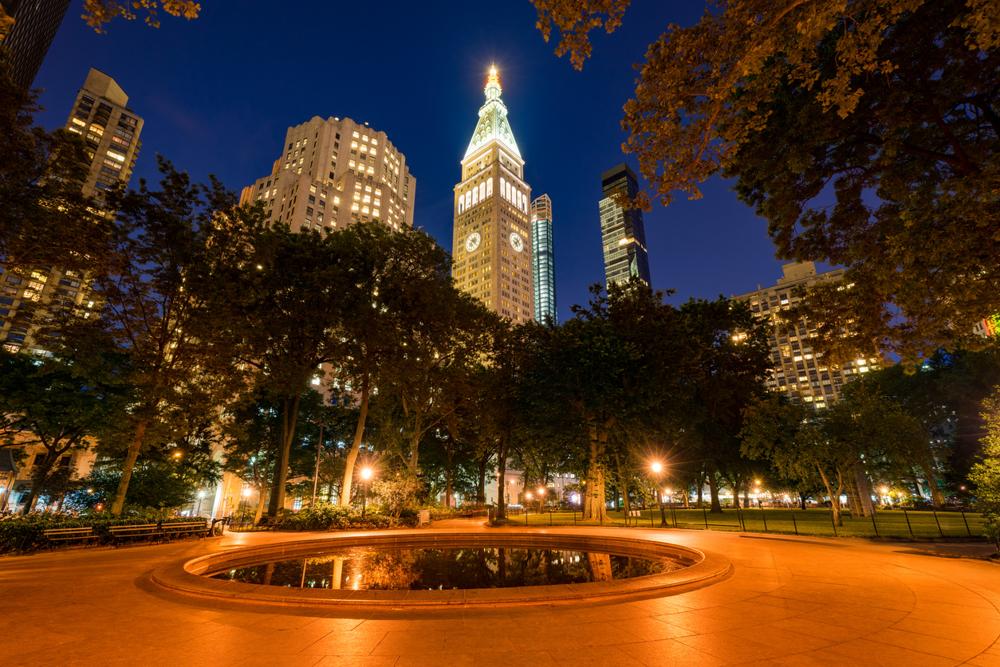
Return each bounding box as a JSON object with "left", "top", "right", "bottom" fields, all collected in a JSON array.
[{"left": 211, "top": 546, "right": 676, "bottom": 591}]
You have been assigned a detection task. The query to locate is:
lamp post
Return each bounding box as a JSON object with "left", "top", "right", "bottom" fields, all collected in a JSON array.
[
  {"left": 537, "top": 486, "right": 546, "bottom": 513},
  {"left": 649, "top": 460, "right": 667, "bottom": 527},
  {"left": 359, "top": 466, "right": 373, "bottom": 518},
  {"left": 196, "top": 490, "right": 205, "bottom": 516}
]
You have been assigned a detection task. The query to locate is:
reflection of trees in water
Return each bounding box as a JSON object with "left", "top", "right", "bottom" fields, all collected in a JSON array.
[
  {"left": 217, "top": 548, "right": 669, "bottom": 590},
  {"left": 587, "top": 552, "right": 613, "bottom": 582},
  {"left": 358, "top": 550, "right": 420, "bottom": 590}
]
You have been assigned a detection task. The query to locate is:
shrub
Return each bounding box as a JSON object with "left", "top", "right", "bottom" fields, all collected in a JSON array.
[{"left": 270, "top": 503, "right": 415, "bottom": 531}]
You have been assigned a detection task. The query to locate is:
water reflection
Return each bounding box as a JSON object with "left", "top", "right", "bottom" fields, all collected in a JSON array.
[{"left": 212, "top": 546, "right": 676, "bottom": 591}]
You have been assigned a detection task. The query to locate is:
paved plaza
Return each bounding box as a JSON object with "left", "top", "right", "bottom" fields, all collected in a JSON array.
[{"left": 2, "top": 524, "right": 999, "bottom": 666}]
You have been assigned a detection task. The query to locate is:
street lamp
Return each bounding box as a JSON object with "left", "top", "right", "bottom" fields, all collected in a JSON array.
[
  {"left": 537, "top": 486, "right": 546, "bottom": 512},
  {"left": 359, "top": 466, "right": 374, "bottom": 518},
  {"left": 649, "top": 460, "right": 668, "bottom": 527}
]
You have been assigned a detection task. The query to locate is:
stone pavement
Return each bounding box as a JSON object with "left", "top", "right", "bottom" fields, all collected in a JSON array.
[{"left": 2, "top": 525, "right": 999, "bottom": 666}]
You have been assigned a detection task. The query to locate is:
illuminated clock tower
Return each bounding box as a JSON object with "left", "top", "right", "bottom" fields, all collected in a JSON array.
[{"left": 452, "top": 66, "right": 534, "bottom": 322}]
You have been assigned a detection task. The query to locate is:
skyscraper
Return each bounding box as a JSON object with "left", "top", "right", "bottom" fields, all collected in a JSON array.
[
  {"left": 0, "top": 0, "right": 71, "bottom": 89},
  {"left": 240, "top": 116, "right": 415, "bottom": 233},
  {"left": 734, "top": 262, "right": 882, "bottom": 408},
  {"left": 599, "top": 164, "right": 651, "bottom": 286},
  {"left": 531, "top": 194, "right": 556, "bottom": 324},
  {"left": 452, "top": 66, "right": 534, "bottom": 323},
  {"left": 65, "top": 68, "right": 143, "bottom": 198},
  {"left": 1, "top": 68, "right": 143, "bottom": 352}
]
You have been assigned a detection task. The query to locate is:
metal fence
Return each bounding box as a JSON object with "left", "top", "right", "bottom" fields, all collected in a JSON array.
[{"left": 499, "top": 505, "right": 986, "bottom": 539}]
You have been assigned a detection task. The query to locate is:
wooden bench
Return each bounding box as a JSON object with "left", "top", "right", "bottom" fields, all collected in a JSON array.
[
  {"left": 161, "top": 520, "right": 207, "bottom": 539},
  {"left": 109, "top": 523, "right": 162, "bottom": 545},
  {"left": 43, "top": 526, "right": 98, "bottom": 546}
]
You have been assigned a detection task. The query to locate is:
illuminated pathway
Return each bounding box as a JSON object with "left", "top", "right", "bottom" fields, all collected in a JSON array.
[{"left": 2, "top": 525, "right": 999, "bottom": 666}]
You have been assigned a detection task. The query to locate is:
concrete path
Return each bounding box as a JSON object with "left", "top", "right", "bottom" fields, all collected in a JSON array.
[{"left": 2, "top": 526, "right": 999, "bottom": 666}]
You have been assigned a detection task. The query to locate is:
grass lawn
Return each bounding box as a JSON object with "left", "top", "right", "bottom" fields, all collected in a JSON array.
[{"left": 504, "top": 506, "right": 985, "bottom": 539}]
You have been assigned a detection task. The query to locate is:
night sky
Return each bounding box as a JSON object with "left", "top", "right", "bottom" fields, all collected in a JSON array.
[{"left": 32, "top": 1, "right": 807, "bottom": 320}]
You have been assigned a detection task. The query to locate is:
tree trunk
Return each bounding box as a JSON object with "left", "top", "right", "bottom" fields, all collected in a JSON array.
[
  {"left": 582, "top": 424, "right": 608, "bottom": 522},
  {"left": 920, "top": 462, "right": 944, "bottom": 506},
  {"left": 111, "top": 418, "right": 149, "bottom": 516},
  {"left": 614, "top": 452, "right": 630, "bottom": 520},
  {"left": 407, "top": 428, "right": 421, "bottom": 477},
  {"left": 798, "top": 491, "right": 808, "bottom": 510},
  {"left": 444, "top": 444, "right": 454, "bottom": 509},
  {"left": 254, "top": 489, "right": 267, "bottom": 524},
  {"left": 476, "top": 452, "right": 488, "bottom": 504},
  {"left": 854, "top": 466, "right": 875, "bottom": 518},
  {"left": 339, "top": 376, "right": 370, "bottom": 508},
  {"left": 707, "top": 469, "right": 722, "bottom": 513},
  {"left": 268, "top": 393, "right": 301, "bottom": 518},
  {"left": 496, "top": 435, "right": 508, "bottom": 521},
  {"left": 818, "top": 466, "right": 843, "bottom": 526},
  {"left": 21, "top": 452, "right": 59, "bottom": 515},
  {"left": 696, "top": 470, "right": 705, "bottom": 508}
]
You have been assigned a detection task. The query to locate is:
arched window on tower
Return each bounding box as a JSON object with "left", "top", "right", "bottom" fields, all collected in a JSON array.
[
  {"left": 458, "top": 198, "right": 464, "bottom": 214},
  {"left": 500, "top": 177, "right": 507, "bottom": 201},
  {"left": 479, "top": 182, "right": 486, "bottom": 201},
  {"left": 472, "top": 186, "right": 479, "bottom": 205},
  {"left": 486, "top": 178, "right": 493, "bottom": 196}
]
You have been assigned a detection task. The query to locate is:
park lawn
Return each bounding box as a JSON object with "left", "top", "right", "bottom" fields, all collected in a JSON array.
[{"left": 507, "top": 507, "right": 984, "bottom": 539}]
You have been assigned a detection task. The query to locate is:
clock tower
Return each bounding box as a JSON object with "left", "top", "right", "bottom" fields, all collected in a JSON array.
[{"left": 452, "top": 66, "right": 534, "bottom": 323}]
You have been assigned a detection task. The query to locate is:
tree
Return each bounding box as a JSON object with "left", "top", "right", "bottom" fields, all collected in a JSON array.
[
  {"left": 91, "top": 159, "right": 242, "bottom": 516},
  {"left": 678, "top": 297, "right": 772, "bottom": 512},
  {"left": 970, "top": 389, "right": 1000, "bottom": 551},
  {"left": 208, "top": 223, "right": 347, "bottom": 518},
  {"left": 0, "top": 335, "right": 132, "bottom": 514},
  {"left": 533, "top": 0, "right": 1000, "bottom": 363},
  {"left": 81, "top": 1, "right": 201, "bottom": 32},
  {"left": 528, "top": 281, "right": 685, "bottom": 522},
  {"left": 324, "top": 223, "right": 487, "bottom": 508},
  {"left": 0, "top": 51, "right": 102, "bottom": 270},
  {"left": 741, "top": 396, "right": 855, "bottom": 524}
]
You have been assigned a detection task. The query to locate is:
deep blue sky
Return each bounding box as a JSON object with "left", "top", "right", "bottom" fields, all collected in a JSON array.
[{"left": 33, "top": 0, "right": 798, "bottom": 319}]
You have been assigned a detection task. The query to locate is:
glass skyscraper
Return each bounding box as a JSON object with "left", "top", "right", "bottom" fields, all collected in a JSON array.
[
  {"left": 599, "top": 164, "right": 651, "bottom": 286},
  {"left": 531, "top": 194, "right": 556, "bottom": 323}
]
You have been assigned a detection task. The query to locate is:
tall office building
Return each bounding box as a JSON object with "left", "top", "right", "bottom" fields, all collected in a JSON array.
[
  {"left": 0, "top": 0, "right": 71, "bottom": 89},
  {"left": 1, "top": 68, "right": 143, "bottom": 352},
  {"left": 599, "top": 164, "right": 651, "bottom": 286},
  {"left": 452, "top": 66, "right": 534, "bottom": 323},
  {"left": 734, "top": 262, "right": 882, "bottom": 408},
  {"left": 65, "top": 68, "right": 143, "bottom": 197},
  {"left": 240, "top": 117, "right": 415, "bottom": 233},
  {"left": 530, "top": 194, "right": 556, "bottom": 323}
]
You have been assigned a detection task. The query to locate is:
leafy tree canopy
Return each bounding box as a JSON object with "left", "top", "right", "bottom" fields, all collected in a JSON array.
[{"left": 533, "top": 0, "right": 1000, "bottom": 363}]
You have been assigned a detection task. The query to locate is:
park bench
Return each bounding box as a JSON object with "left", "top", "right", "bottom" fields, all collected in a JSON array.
[
  {"left": 109, "top": 523, "right": 162, "bottom": 545},
  {"left": 161, "top": 520, "right": 208, "bottom": 539},
  {"left": 42, "top": 526, "right": 97, "bottom": 546}
]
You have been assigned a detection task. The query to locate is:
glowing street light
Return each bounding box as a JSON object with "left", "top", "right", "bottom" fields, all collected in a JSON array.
[
  {"left": 649, "top": 460, "right": 668, "bottom": 527},
  {"left": 359, "top": 466, "right": 375, "bottom": 517}
]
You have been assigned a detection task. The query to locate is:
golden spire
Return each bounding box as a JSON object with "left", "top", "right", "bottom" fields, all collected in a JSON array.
[{"left": 487, "top": 63, "right": 500, "bottom": 87}]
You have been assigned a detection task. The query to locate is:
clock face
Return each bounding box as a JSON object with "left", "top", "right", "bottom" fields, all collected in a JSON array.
[
  {"left": 465, "top": 232, "right": 482, "bottom": 253},
  {"left": 509, "top": 232, "right": 524, "bottom": 253}
]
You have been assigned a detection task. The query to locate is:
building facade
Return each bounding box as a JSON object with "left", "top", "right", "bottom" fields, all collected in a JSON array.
[
  {"left": 451, "top": 66, "right": 534, "bottom": 323},
  {"left": 0, "top": 0, "right": 71, "bottom": 89},
  {"left": 1, "top": 68, "right": 142, "bottom": 353},
  {"left": 240, "top": 116, "right": 415, "bottom": 233},
  {"left": 530, "top": 194, "right": 556, "bottom": 324},
  {"left": 599, "top": 163, "right": 651, "bottom": 287},
  {"left": 734, "top": 262, "right": 881, "bottom": 408}
]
